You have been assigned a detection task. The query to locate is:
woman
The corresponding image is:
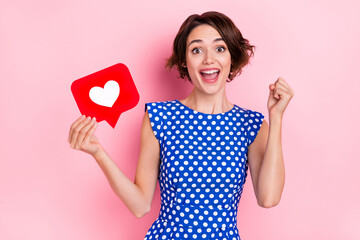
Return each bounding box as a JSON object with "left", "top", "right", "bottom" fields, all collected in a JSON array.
[{"left": 68, "top": 11, "right": 294, "bottom": 240}]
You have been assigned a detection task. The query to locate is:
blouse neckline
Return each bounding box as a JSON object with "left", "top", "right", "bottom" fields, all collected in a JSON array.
[{"left": 175, "top": 99, "right": 236, "bottom": 116}]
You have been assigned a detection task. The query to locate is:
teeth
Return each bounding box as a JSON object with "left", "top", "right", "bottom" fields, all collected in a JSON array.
[{"left": 200, "top": 69, "right": 219, "bottom": 74}]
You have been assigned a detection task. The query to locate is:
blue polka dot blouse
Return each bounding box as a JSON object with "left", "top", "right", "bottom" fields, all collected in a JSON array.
[{"left": 143, "top": 99, "right": 264, "bottom": 240}]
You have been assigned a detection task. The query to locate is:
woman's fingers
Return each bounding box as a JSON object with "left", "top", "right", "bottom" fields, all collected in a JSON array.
[
  {"left": 70, "top": 116, "right": 92, "bottom": 149},
  {"left": 277, "top": 77, "right": 291, "bottom": 89},
  {"left": 274, "top": 77, "right": 294, "bottom": 96},
  {"left": 274, "top": 87, "right": 288, "bottom": 100},
  {"left": 83, "top": 120, "right": 97, "bottom": 146},
  {"left": 268, "top": 77, "right": 294, "bottom": 116},
  {"left": 68, "top": 115, "right": 85, "bottom": 143},
  {"left": 274, "top": 84, "right": 287, "bottom": 99},
  {"left": 269, "top": 83, "right": 285, "bottom": 100},
  {"left": 270, "top": 78, "right": 294, "bottom": 101},
  {"left": 269, "top": 83, "right": 276, "bottom": 91},
  {"left": 269, "top": 84, "right": 281, "bottom": 100},
  {"left": 68, "top": 115, "right": 99, "bottom": 155},
  {"left": 75, "top": 117, "right": 97, "bottom": 149}
]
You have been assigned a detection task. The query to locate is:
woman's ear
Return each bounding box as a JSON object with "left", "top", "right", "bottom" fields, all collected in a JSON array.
[{"left": 181, "top": 63, "right": 187, "bottom": 68}]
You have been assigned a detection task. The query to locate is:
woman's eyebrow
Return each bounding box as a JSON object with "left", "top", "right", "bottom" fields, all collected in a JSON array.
[
  {"left": 213, "top": 38, "right": 224, "bottom": 43},
  {"left": 188, "top": 38, "right": 224, "bottom": 47},
  {"left": 188, "top": 39, "right": 202, "bottom": 47}
]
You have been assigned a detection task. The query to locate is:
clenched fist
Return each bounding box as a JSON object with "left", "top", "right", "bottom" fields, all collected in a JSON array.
[{"left": 267, "top": 77, "right": 294, "bottom": 118}]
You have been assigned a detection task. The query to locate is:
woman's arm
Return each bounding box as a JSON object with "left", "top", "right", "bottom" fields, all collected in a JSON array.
[
  {"left": 68, "top": 111, "right": 160, "bottom": 218},
  {"left": 247, "top": 117, "right": 284, "bottom": 208},
  {"left": 247, "top": 77, "right": 294, "bottom": 208}
]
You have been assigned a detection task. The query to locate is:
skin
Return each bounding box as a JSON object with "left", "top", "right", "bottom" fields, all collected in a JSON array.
[{"left": 68, "top": 24, "right": 294, "bottom": 218}]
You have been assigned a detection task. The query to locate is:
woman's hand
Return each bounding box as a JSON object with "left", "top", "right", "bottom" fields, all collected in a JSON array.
[
  {"left": 267, "top": 77, "right": 294, "bottom": 118},
  {"left": 68, "top": 115, "right": 102, "bottom": 157}
]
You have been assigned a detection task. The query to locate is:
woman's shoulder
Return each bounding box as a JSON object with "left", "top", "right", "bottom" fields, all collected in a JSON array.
[
  {"left": 144, "top": 99, "right": 177, "bottom": 112},
  {"left": 234, "top": 104, "right": 264, "bottom": 117},
  {"left": 145, "top": 99, "right": 177, "bottom": 108}
]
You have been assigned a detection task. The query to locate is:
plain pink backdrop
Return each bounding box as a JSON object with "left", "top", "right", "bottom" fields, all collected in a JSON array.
[{"left": 1, "top": 0, "right": 359, "bottom": 239}]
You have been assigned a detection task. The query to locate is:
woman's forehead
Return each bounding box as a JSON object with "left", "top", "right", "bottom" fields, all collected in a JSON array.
[{"left": 187, "top": 24, "right": 223, "bottom": 46}]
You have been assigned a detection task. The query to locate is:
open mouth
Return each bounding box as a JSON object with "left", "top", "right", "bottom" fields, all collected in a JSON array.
[{"left": 200, "top": 69, "right": 220, "bottom": 82}]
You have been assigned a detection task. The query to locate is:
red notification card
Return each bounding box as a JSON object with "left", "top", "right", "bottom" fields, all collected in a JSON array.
[{"left": 71, "top": 63, "right": 139, "bottom": 128}]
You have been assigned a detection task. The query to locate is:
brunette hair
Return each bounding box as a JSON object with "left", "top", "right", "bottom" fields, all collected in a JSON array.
[{"left": 166, "top": 11, "right": 255, "bottom": 83}]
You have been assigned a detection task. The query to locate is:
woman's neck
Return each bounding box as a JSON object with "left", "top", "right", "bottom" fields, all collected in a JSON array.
[{"left": 179, "top": 89, "right": 234, "bottom": 114}]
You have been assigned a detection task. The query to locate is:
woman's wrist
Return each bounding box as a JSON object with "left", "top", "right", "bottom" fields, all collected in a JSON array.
[
  {"left": 92, "top": 145, "right": 106, "bottom": 161},
  {"left": 268, "top": 112, "right": 283, "bottom": 125}
]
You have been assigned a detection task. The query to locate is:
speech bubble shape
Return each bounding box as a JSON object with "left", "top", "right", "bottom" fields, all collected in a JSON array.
[{"left": 71, "top": 63, "right": 139, "bottom": 128}]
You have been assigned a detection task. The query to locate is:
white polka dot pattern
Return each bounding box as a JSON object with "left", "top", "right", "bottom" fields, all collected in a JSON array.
[{"left": 144, "top": 100, "right": 264, "bottom": 240}]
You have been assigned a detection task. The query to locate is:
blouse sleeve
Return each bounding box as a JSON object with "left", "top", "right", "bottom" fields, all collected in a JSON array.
[
  {"left": 144, "top": 102, "right": 164, "bottom": 143},
  {"left": 246, "top": 109, "right": 265, "bottom": 146}
]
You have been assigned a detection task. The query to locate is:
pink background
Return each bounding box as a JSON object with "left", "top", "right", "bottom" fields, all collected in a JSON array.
[{"left": 1, "top": 0, "right": 359, "bottom": 239}]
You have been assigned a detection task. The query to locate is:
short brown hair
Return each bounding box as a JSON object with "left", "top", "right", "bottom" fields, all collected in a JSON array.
[{"left": 166, "top": 11, "right": 255, "bottom": 83}]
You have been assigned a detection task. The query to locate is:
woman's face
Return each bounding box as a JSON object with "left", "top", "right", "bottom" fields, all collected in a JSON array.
[{"left": 185, "top": 24, "right": 231, "bottom": 95}]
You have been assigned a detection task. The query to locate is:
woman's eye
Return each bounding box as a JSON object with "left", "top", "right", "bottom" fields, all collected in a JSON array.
[
  {"left": 192, "top": 48, "right": 202, "bottom": 54},
  {"left": 216, "top": 46, "right": 226, "bottom": 52}
]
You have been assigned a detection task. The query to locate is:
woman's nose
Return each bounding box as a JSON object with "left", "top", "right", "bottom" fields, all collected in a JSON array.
[{"left": 203, "top": 51, "right": 215, "bottom": 65}]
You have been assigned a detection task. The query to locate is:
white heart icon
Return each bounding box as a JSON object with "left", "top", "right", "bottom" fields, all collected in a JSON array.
[{"left": 89, "top": 80, "right": 120, "bottom": 107}]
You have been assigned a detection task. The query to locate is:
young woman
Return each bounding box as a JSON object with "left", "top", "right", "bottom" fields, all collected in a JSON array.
[{"left": 68, "top": 11, "right": 294, "bottom": 240}]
